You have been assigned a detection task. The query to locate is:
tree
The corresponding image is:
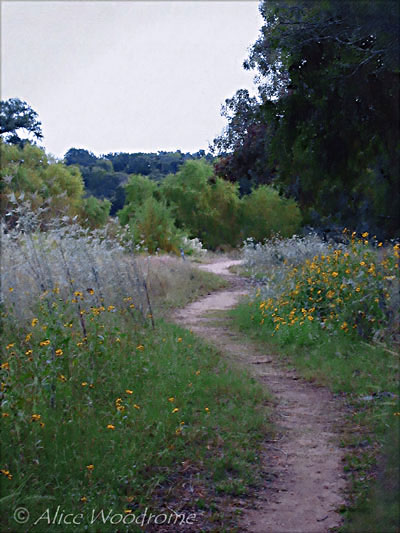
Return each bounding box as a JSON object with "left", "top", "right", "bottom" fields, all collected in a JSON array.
[
  {"left": 64, "top": 148, "right": 98, "bottom": 167},
  {"left": 161, "top": 160, "right": 242, "bottom": 249},
  {"left": 0, "top": 98, "right": 43, "bottom": 145},
  {"left": 1, "top": 142, "right": 85, "bottom": 223},
  {"left": 214, "top": 0, "right": 400, "bottom": 238}
]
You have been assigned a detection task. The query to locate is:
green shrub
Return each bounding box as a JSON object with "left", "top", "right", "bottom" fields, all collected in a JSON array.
[
  {"left": 247, "top": 237, "right": 399, "bottom": 343},
  {"left": 161, "top": 160, "right": 241, "bottom": 249},
  {"left": 240, "top": 185, "right": 302, "bottom": 242},
  {"left": 1, "top": 142, "right": 84, "bottom": 221},
  {"left": 117, "top": 174, "right": 157, "bottom": 226},
  {"left": 81, "top": 196, "right": 111, "bottom": 228},
  {"left": 130, "top": 196, "right": 183, "bottom": 254}
]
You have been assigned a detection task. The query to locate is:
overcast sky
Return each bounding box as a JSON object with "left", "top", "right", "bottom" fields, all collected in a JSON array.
[{"left": 1, "top": 1, "right": 263, "bottom": 158}]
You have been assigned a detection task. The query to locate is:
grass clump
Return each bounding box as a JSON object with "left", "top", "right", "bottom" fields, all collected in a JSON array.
[{"left": 233, "top": 231, "right": 399, "bottom": 532}]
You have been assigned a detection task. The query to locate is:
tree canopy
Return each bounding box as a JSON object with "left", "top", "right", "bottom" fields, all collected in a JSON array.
[
  {"left": 63, "top": 148, "right": 215, "bottom": 215},
  {"left": 0, "top": 98, "right": 43, "bottom": 145},
  {"left": 214, "top": 0, "right": 400, "bottom": 238}
]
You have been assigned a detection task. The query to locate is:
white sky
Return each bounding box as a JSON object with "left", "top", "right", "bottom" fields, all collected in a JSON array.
[{"left": 1, "top": 1, "right": 263, "bottom": 159}]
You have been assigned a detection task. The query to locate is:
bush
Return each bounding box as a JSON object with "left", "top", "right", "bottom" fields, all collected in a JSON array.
[
  {"left": 130, "top": 196, "right": 183, "bottom": 254},
  {"left": 117, "top": 162, "right": 301, "bottom": 251},
  {"left": 117, "top": 174, "right": 157, "bottom": 226},
  {"left": 240, "top": 185, "right": 302, "bottom": 242},
  {"left": 244, "top": 232, "right": 400, "bottom": 343},
  {"left": 1, "top": 142, "right": 84, "bottom": 222},
  {"left": 81, "top": 196, "right": 111, "bottom": 228}
]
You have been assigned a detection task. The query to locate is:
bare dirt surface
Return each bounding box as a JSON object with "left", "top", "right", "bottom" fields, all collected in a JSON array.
[{"left": 172, "top": 258, "right": 347, "bottom": 533}]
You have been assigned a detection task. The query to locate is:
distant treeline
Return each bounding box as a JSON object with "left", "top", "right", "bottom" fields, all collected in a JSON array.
[{"left": 64, "top": 148, "right": 214, "bottom": 215}]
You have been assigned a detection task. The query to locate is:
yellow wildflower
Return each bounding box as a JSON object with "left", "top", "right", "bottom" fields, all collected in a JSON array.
[
  {"left": 1, "top": 469, "right": 12, "bottom": 480},
  {"left": 125, "top": 389, "right": 133, "bottom": 395},
  {"left": 107, "top": 424, "right": 115, "bottom": 430},
  {"left": 172, "top": 408, "right": 179, "bottom": 414},
  {"left": 86, "top": 464, "right": 94, "bottom": 471},
  {"left": 55, "top": 349, "right": 63, "bottom": 356},
  {"left": 31, "top": 414, "right": 41, "bottom": 422},
  {"left": 40, "top": 339, "right": 50, "bottom": 347}
]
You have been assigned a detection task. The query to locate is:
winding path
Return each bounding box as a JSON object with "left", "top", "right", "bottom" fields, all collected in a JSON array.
[{"left": 173, "top": 258, "right": 346, "bottom": 533}]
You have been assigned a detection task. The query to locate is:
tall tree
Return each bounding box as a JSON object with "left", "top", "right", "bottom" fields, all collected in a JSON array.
[{"left": 214, "top": 0, "right": 400, "bottom": 237}]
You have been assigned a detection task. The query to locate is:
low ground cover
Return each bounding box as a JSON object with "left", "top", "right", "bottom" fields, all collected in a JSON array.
[
  {"left": 0, "top": 218, "right": 269, "bottom": 532},
  {"left": 233, "top": 232, "right": 399, "bottom": 532}
]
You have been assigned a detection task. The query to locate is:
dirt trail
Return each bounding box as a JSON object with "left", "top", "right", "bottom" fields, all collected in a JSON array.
[{"left": 173, "top": 258, "right": 346, "bottom": 533}]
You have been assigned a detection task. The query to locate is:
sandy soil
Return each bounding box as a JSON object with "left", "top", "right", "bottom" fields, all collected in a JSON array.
[{"left": 172, "top": 258, "right": 346, "bottom": 533}]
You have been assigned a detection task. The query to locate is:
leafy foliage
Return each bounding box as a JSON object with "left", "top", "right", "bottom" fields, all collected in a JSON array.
[
  {"left": 214, "top": 0, "right": 400, "bottom": 238},
  {"left": 0, "top": 98, "right": 43, "bottom": 145},
  {"left": 119, "top": 160, "right": 302, "bottom": 250},
  {"left": 129, "top": 197, "right": 183, "bottom": 254},
  {"left": 80, "top": 196, "right": 111, "bottom": 229},
  {"left": 118, "top": 174, "right": 158, "bottom": 226},
  {"left": 240, "top": 185, "right": 302, "bottom": 242},
  {"left": 161, "top": 160, "right": 240, "bottom": 249},
  {"left": 243, "top": 232, "right": 399, "bottom": 343},
  {"left": 1, "top": 142, "right": 84, "bottom": 222},
  {"left": 64, "top": 148, "right": 215, "bottom": 216}
]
